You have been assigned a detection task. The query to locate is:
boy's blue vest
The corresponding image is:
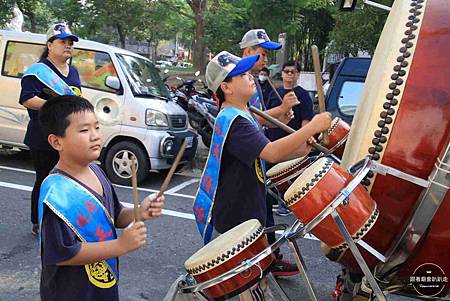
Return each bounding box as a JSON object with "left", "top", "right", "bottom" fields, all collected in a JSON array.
[
  {"left": 38, "top": 173, "right": 118, "bottom": 288},
  {"left": 192, "top": 106, "right": 266, "bottom": 244}
]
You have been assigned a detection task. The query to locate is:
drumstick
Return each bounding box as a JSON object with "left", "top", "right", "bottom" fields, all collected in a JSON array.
[
  {"left": 248, "top": 106, "right": 330, "bottom": 154},
  {"left": 311, "top": 45, "right": 329, "bottom": 145},
  {"left": 157, "top": 140, "right": 188, "bottom": 198},
  {"left": 266, "top": 78, "right": 285, "bottom": 104},
  {"left": 131, "top": 157, "right": 140, "bottom": 222}
]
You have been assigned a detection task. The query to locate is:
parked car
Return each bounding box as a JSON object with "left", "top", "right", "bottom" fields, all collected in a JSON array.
[
  {"left": 0, "top": 30, "right": 198, "bottom": 185},
  {"left": 325, "top": 57, "right": 371, "bottom": 124}
]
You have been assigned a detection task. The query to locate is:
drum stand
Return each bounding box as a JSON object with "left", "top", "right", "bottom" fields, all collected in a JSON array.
[
  {"left": 177, "top": 225, "right": 292, "bottom": 301},
  {"left": 281, "top": 157, "right": 388, "bottom": 301}
]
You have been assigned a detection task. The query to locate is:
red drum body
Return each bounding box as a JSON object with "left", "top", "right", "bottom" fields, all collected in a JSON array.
[
  {"left": 284, "top": 158, "right": 378, "bottom": 248},
  {"left": 266, "top": 156, "right": 310, "bottom": 191},
  {"left": 320, "top": 117, "right": 351, "bottom": 159},
  {"left": 332, "top": 0, "right": 450, "bottom": 297},
  {"left": 184, "top": 220, "right": 274, "bottom": 300}
]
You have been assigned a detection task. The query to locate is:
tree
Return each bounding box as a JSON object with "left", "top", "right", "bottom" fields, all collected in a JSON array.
[
  {"left": 82, "top": 0, "right": 145, "bottom": 48},
  {"left": 205, "top": 0, "right": 249, "bottom": 55},
  {"left": 16, "top": 0, "right": 54, "bottom": 33},
  {"left": 247, "top": 0, "right": 335, "bottom": 70},
  {"left": 0, "top": 1, "right": 15, "bottom": 28},
  {"left": 186, "top": 0, "right": 208, "bottom": 71},
  {"left": 328, "top": 1, "right": 393, "bottom": 56}
]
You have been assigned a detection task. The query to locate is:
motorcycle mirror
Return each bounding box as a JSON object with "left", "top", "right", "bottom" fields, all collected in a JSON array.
[{"left": 194, "top": 70, "right": 201, "bottom": 77}]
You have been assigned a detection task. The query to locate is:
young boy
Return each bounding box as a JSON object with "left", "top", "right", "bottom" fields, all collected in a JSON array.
[
  {"left": 38, "top": 95, "right": 164, "bottom": 300},
  {"left": 193, "top": 51, "right": 331, "bottom": 300}
]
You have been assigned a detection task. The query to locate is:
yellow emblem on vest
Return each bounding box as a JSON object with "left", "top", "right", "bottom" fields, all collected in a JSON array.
[
  {"left": 255, "top": 159, "right": 265, "bottom": 184},
  {"left": 85, "top": 261, "right": 116, "bottom": 288},
  {"left": 70, "top": 86, "right": 82, "bottom": 96}
]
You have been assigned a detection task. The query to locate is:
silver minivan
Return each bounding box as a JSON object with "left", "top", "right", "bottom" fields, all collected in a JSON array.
[{"left": 0, "top": 30, "right": 198, "bottom": 184}]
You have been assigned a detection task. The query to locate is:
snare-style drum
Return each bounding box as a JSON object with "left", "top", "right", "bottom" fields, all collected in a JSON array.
[
  {"left": 266, "top": 156, "right": 309, "bottom": 191},
  {"left": 319, "top": 117, "right": 351, "bottom": 159},
  {"left": 184, "top": 219, "right": 274, "bottom": 300},
  {"left": 284, "top": 157, "right": 378, "bottom": 248}
]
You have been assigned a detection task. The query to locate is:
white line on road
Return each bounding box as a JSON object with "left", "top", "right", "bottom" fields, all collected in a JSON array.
[
  {"left": 0, "top": 165, "right": 195, "bottom": 199},
  {"left": 0, "top": 165, "right": 35, "bottom": 174},
  {"left": 0, "top": 171, "right": 317, "bottom": 240},
  {"left": 0, "top": 180, "right": 196, "bottom": 220},
  {"left": 165, "top": 178, "right": 199, "bottom": 194},
  {"left": 0, "top": 180, "right": 32, "bottom": 191}
]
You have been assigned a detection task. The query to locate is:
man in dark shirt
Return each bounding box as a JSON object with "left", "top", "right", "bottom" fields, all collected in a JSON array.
[
  {"left": 266, "top": 60, "right": 314, "bottom": 141},
  {"left": 266, "top": 60, "right": 314, "bottom": 216}
]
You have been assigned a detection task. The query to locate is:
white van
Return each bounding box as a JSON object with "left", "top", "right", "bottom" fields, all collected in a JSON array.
[{"left": 0, "top": 30, "right": 198, "bottom": 185}]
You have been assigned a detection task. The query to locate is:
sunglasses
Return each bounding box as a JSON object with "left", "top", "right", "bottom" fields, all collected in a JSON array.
[{"left": 283, "top": 69, "right": 298, "bottom": 75}]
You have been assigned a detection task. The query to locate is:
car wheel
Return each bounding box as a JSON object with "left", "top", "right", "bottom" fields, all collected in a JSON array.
[{"left": 104, "top": 141, "right": 150, "bottom": 185}]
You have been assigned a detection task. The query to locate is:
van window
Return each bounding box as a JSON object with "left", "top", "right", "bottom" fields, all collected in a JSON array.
[
  {"left": 2, "top": 41, "right": 44, "bottom": 77},
  {"left": 337, "top": 81, "right": 364, "bottom": 116},
  {"left": 72, "top": 49, "right": 118, "bottom": 92},
  {"left": 117, "top": 54, "right": 170, "bottom": 99}
]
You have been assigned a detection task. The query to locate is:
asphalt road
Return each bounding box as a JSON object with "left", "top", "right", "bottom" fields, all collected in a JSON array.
[{"left": 0, "top": 149, "right": 413, "bottom": 301}]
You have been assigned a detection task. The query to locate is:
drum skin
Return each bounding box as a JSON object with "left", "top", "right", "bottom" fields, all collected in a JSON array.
[
  {"left": 322, "top": 118, "right": 351, "bottom": 159},
  {"left": 335, "top": 0, "right": 450, "bottom": 296},
  {"left": 267, "top": 157, "right": 310, "bottom": 191},
  {"left": 192, "top": 234, "right": 274, "bottom": 300},
  {"left": 287, "top": 160, "right": 377, "bottom": 248}
]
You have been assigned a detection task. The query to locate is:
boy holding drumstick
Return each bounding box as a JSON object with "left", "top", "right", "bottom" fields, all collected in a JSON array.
[{"left": 38, "top": 95, "right": 164, "bottom": 300}]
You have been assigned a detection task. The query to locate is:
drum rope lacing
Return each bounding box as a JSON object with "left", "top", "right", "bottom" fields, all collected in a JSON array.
[
  {"left": 268, "top": 159, "right": 307, "bottom": 178},
  {"left": 285, "top": 158, "right": 333, "bottom": 207},
  {"left": 186, "top": 225, "right": 265, "bottom": 275},
  {"left": 327, "top": 118, "right": 341, "bottom": 135}
]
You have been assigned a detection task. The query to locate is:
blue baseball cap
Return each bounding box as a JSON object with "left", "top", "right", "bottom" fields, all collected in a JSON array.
[
  {"left": 206, "top": 51, "right": 260, "bottom": 93},
  {"left": 239, "top": 29, "right": 282, "bottom": 50},
  {"left": 46, "top": 22, "right": 79, "bottom": 42}
]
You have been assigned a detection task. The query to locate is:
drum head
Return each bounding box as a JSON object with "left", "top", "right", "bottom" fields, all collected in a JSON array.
[
  {"left": 184, "top": 219, "right": 264, "bottom": 275},
  {"left": 284, "top": 157, "right": 333, "bottom": 207},
  {"left": 266, "top": 156, "right": 307, "bottom": 178}
]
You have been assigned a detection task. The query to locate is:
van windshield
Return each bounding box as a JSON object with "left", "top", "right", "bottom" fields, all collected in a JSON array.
[{"left": 116, "top": 54, "right": 170, "bottom": 99}]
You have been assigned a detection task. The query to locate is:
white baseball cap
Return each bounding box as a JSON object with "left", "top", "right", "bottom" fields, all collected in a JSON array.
[
  {"left": 205, "top": 51, "right": 259, "bottom": 93},
  {"left": 46, "top": 22, "right": 78, "bottom": 42},
  {"left": 239, "top": 29, "right": 281, "bottom": 50}
]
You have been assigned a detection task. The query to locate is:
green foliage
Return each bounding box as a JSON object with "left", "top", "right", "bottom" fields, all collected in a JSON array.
[
  {"left": 205, "top": 0, "right": 248, "bottom": 55},
  {"left": 0, "top": 1, "right": 15, "bottom": 27},
  {"left": 328, "top": 1, "right": 392, "bottom": 56}
]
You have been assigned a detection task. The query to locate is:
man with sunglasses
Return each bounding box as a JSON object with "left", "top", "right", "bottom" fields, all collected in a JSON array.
[
  {"left": 266, "top": 61, "right": 314, "bottom": 142},
  {"left": 266, "top": 60, "right": 314, "bottom": 217}
]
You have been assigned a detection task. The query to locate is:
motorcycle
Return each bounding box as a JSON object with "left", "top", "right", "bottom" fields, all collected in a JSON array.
[{"left": 188, "top": 95, "right": 218, "bottom": 147}]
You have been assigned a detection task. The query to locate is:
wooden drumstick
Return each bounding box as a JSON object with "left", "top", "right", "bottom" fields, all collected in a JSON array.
[
  {"left": 157, "top": 140, "right": 188, "bottom": 198},
  {"left": 248, "top": 106, "right": 330, "bottom": 154},
  {"left": 311, "top": 45, "right": 329, "bottom": 145},
  {"left": 266, "top": 77, "right": 284, "bottom": 104},
  {"left": 131, "top": 157, "right": 140, "bottom": 222}
]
